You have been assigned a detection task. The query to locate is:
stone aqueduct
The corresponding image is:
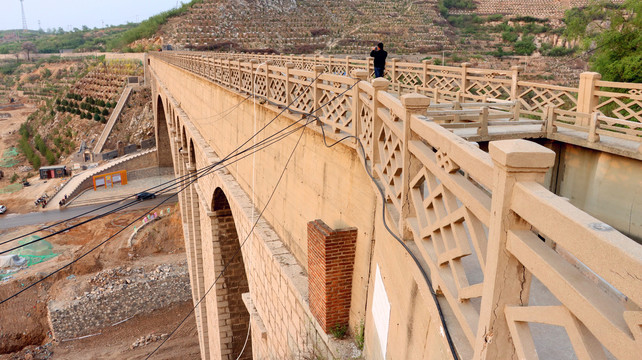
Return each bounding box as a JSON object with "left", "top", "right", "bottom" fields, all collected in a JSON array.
[{"left": 148, "top": 52, "right": 642, "bottom": 359}]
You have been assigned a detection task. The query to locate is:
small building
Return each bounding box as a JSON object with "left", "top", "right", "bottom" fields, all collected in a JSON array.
[{"left": 39, "top": 165, "right": 68, "bottom": 179}]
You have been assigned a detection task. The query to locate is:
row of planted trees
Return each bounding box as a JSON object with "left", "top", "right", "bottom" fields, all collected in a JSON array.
[{"left": 55, "top": 93, "right": 114, "bottom": 123}]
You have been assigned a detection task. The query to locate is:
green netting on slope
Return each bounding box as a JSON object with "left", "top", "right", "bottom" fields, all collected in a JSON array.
[
  {"left": 0, "top": 183, "right": 23, "bottom": 194},
  {"left": 10, "top": 236, "right": 57, "bottom": 265},
  {"left": 1, "top": 236, "right": 58, "bottom": 281},
  {"left": 0, "top": 147, "right": 19, "bottom": 167}
]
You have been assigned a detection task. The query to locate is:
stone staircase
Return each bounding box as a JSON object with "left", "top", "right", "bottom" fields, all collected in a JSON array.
[{"left": 92, "top": 86, "right": 133, "bottom": 155}]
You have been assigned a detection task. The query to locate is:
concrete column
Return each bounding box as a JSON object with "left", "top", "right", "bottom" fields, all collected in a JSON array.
[{"left": 474, "top": 140, "right": 555, "bottom": 360}]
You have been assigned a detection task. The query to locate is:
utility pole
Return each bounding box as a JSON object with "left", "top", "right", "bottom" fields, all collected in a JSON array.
[{"left": 20, "top": 0, "right": 28, "bottom": 31}]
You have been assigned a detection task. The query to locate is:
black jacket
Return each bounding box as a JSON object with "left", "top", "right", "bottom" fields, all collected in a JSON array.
[{"left": 370, "top": 49, "right": 388, "bottom": 68}]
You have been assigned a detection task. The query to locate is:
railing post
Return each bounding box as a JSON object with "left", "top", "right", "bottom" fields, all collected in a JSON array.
[
  {"left": 371, "top": 78, "right": 390, "bottom": 171},
  {"left": 285, "top": 62, "right": 294, "bottom": 109},
  {"left": 477, "top": 107, "right": 489, "bottom": 138},
  {"left": 265, "top": 60, "right": 273, "bottom": 103},
  {"left": 545, "top": 105, "right": 557, "bottom": 136},
  {"left": 400, "top": 93, "right": 430, "bottom": 238},
  {"left": 390, "top": 58, "right": 398, "bottom": 92},
  {"left": 588, "top": 111, "right": 600, "bottom": 143},
  {"left": 577, "top": 72, "right": 602, "bottom": 126},
  {"left": 250, "top": 59, "right": 258, "bottom": 97},
  {"left": 461, "top": 62, "right": 470, "bottom": 95},
  {"left": 510, "top": 66, "right": 522, "bottom": 101},
  {"left": 313, "top": 65, "right": 325, "bottom": 116},
  {"left": 366, "top": 57, "right": 372, "bottom": 79},
  {"left": 474, "top": 139, "right": 555, "bottom": 360},
  {"left": 345, "top": 56, "right": 352, "bottom": 76},
  {"left": 352, "top": 70, "right": 369, "bottom": 140},
  {"left": 422, "top": 59, "right": 430, "bottom": 93}
]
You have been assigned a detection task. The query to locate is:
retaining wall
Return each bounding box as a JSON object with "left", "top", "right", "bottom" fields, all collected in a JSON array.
[{"left": 47, "top": 262, "right": 190, "bottom": 340}]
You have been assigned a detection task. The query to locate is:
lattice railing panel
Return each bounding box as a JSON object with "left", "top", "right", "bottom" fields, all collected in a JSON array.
[
  {"left": 290, "top": 81, "right": 315, "bottom": 114},
  {"left": 407, "top": 138, "right": 491, "bottom": 346},
  {"left": 396, "top": 72, "right": 423, "bottom": 87},
  {"left": 240, "top": 71, "right": 252, "bottom": 93},
  {"left": 426, "top": 75, "right": 461, "bottom": 93},
  {"left": 254, "top": 74, "right": 267, "bottom": 98},
  {"left": 518, "top": 84, "right": 578, "bottom": 118},
  {"left": 319, "top": 88, "right": 353, "bottom": 134},
  {"left": 595, "top": 96, "right": 642, "bottom": 124},
  {"left": 376, "top": 118, "right": 404, "bottom": 218},
  {"left": 466, "top": 80, "right": 511, "bottom": 101},
  {"left": 269, "top": 78, "right": 287, "bottom": 104}
]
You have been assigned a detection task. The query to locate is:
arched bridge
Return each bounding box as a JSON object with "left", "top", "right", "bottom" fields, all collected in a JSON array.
[{"left": 147, "top": 52, "right": 642, "bottom": 360}]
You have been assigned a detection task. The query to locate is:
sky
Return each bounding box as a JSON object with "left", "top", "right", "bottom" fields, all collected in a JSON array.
[{"left": 0, "top": 0, "right": 181, "bottom": 31}]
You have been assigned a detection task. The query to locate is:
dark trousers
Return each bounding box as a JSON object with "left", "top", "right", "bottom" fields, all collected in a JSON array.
[{"left": 374, "top": 67, "right": 385, "bottom": 78}]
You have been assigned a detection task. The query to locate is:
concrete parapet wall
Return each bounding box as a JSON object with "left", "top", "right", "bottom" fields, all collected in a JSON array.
[
  {"left": 47, "top": 262, "right": 190, "bottom": 340},
  {"left": 66, "top": 150, "right": 157, "bottom": 201}
]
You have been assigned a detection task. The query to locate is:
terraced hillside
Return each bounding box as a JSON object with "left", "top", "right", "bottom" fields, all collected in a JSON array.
[
  {"left": 160, "top": 0, "right": 453, "bottom": 54},
  {"left": 465, "top": 0, "right": 626, "bottom": 19}
]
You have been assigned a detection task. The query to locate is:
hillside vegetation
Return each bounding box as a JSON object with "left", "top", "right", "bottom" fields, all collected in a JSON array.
[{"left": 0, "top": 26, "right": 135, "bottom": 54}]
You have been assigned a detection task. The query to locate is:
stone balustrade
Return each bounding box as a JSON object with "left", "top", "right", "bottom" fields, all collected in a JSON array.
[
  {"left": 150, "top": 51, "right": 642, "bottom": 359},
  {"left": 159, "top": 52, "right": 642, "bottom": 151}
]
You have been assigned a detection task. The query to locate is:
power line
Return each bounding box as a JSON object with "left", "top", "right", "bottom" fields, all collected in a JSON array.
[
  {"left": 0, "top": 94, "right": 253, "bottom": 249},
  {"left": 144, "top": 77, "right": 362, "bottom": 358},
  {"left": 145, "top": 101, "right": 311, "bottom": 360},
  {"left": 0, "top": 72, "right": 325, "bottom": 305}
]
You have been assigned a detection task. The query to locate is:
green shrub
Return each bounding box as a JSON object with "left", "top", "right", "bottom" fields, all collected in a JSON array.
[
  {"left": 502, "top": 31, "right": 519, "bottom": 42},
  {"left": 514, "top": 36, "right": 536, "bottom": 55},
  {"left": 330, "top": 324, "right": 348, "bottom": 339},
  {"left": 355, "top": 321, "right": 365, "bottom": 350},
  {"left": 546, "top": 46, "right": 576, "bottom": 56},
  {"left": 10, "top": 173, "right": 19, "bottom": 183}
]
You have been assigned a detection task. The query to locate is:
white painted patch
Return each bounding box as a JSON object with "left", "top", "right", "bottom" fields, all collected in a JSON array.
[{"left": 372, "top": 264, "right": 390, "bottom": 358}]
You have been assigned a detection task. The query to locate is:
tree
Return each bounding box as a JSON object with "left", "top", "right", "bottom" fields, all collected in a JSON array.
[
  {"left": 22, "top": 42, "right": 37, "bottom": 61},
  {"left": 564, "top": 0, "right": 641, "bottom": 82}
]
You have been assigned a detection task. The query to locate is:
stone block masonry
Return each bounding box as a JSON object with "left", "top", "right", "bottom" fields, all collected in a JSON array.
[
  {"left": 47, "top": 262, "right": 190, "bottom": 340},
  {"left": 308, "top": 219, "right": 358, "bottom": 333}
]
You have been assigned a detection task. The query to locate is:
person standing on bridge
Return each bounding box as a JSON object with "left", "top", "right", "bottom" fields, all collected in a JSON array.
[{"left": 370, "top": 42, "right": 388, "bottom": 78}]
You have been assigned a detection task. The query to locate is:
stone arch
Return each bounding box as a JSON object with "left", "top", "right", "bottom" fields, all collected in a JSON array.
[
  {"left": 155, "top": 95, "right": 174, "bottom": 168},
  {"left": 206, "top": 187, "right": 252, "bottom": 359}
]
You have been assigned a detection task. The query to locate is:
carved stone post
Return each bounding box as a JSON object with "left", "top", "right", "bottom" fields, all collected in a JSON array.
[
  {"left": 313, "top": 65, "right": 325, "bottom": 116},
  {"left": 422, "top": 59, "right": 430, "bottom": 93},
  {"left": 588, "top": 112, "right": 600, "bottom": 143},
  {"left": 474, "top": 140, "right": 555, "bottom": 360},
  {"left": 390, "top": 58, "right": 398, "bottom": 94},
  {"left": 265, "top": 60, "right": 272, "bottom": 104},
  {"left": 285, "top": 62, "right": 294, "bottom": 108},
  {"left": 545, "top": 105, "right": 558, "bottom": 136},
  {"left": 366, "top": 57, "right": 372, "bottom": 79},
  {"left": 345, "top": 56, "right": 352, "bottom": 75},
  {"left": 371, "top": 78, "right": 390, "bottom": 173},
  {"left": 577, "top": 72, "right": 602, "bottom": 126},
  {"left": 461, "top": 62, "right": 470, "bottom": 96},
  {"left": 510, "top": 66, "right": 522, "bottom": 101},
  {"left": 400, "top": 93, "right": 430, "bottom": 238},
  {"left": 250, "top": 59, "right": 258, "bottom": 98},
  {"left": 352, "top": 70, "right": 369, "bottom": 142}
]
